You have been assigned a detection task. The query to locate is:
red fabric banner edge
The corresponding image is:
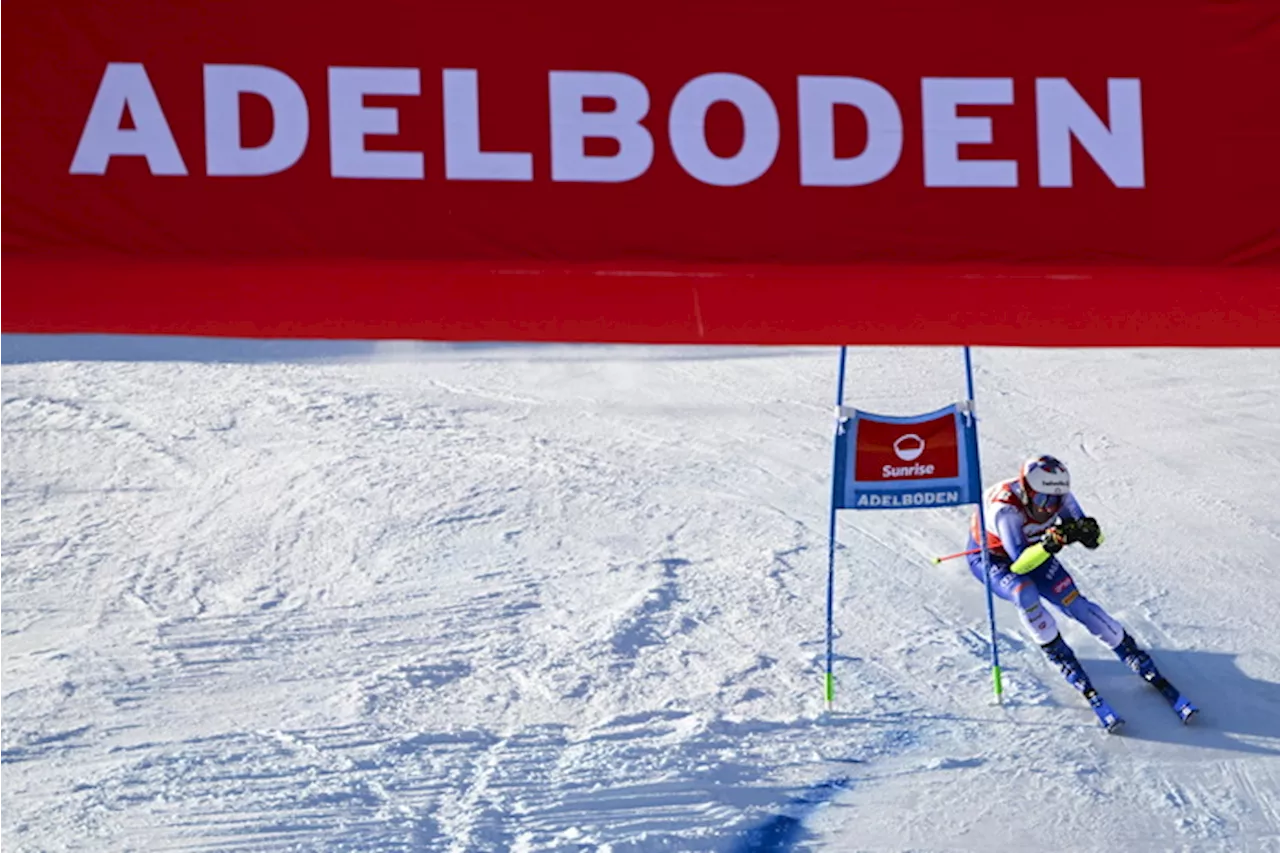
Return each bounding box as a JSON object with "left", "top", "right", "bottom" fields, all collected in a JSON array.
[{"left": 4, "top": 259, "right": 1278, "bottom": 347}]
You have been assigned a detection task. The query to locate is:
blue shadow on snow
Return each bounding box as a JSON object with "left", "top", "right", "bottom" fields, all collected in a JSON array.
[{"left": 727, "top": 776, "right": 853, "bottom": 853}]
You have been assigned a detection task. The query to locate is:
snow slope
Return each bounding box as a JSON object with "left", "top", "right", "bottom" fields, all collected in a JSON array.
[{"left": 4, "top": 340, "right": 1279, "bottom": 852}]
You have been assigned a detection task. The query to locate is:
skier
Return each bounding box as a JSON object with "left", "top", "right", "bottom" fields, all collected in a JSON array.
[{"left": 964, "top": 454, "right": 1196, "bottom": 730}]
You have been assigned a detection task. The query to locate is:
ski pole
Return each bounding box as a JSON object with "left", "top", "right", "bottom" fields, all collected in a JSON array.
[{"left": 931, "top": 546, "right": 982, "bottom": 564}]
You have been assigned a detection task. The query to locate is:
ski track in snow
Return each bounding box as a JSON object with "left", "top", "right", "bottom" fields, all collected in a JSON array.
[{"left": 3, "top": 342, "right": 1280, "bottom": 852}]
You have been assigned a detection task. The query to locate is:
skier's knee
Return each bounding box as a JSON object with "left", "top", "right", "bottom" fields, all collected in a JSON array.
[
  {"left": 1063, "top": 593, "right": 1124, "bottom": 648},
  {"left": 1021, "top": 598, "right": 1059, "bottom": 644},
  {"left": 1060, "top": 590, "right": 1088, "bottom": 618},
  {"left": 1011, "top": 580, "right": 1039, "bottom": 610}
]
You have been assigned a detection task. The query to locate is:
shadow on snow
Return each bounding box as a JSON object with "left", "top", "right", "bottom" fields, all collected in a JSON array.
[{"left": 2, "top": 334, "right": 818, "bottom": 365}]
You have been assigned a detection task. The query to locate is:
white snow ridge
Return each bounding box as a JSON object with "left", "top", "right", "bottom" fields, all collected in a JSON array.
[{"left": 4, "top": 340, "right": 1280, "bottom": 852}]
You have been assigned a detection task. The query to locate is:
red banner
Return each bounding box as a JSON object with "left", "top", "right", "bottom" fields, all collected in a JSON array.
[
  {"left": 853, "top": 414, "right": 960, "bottom": 483},
  {"left": 4, "top": 1, "right": 1278, "bottom": 344}
]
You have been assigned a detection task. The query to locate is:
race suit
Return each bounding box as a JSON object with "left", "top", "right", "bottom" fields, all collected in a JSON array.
[{"left": 965, "top": 478, "right": 1124, "bottom": 648}]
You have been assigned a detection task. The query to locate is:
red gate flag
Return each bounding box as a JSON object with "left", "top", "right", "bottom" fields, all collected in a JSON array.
[{"left": 3, "top": 1, "right": 1278, "bottom": 345}]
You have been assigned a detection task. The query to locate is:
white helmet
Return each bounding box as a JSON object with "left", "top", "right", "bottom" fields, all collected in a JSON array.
[{"left": 1020, "top": 454, "right": 1070, "bottom": 515}]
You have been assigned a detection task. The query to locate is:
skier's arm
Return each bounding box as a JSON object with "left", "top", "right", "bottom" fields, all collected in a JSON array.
[
  {"left": 1058, "top": 493, "right": 1085, "bottom": 522},
  {"left": 1057, "top": 494, "right": 1104, "bottom": 548},
  {"left": 1005, "top": 499, "right": 1058, "bottom": 574},
  {"left": 1011, "top": 502, "right": 1105, "bottom": 573},
  {"left": 1011, "top": 540, "right": 1054, "bottom": 574},
  {"left": 991, "top": 507, "right": 1032, "bottom": 563},
  {"left": 1011, "top": 511, "right": 1081, "bottom": 573}
]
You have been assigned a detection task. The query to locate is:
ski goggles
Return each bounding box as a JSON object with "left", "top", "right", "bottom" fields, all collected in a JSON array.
[{"left": 1028, "top": 491, "right": 1063, "bottom": 513}]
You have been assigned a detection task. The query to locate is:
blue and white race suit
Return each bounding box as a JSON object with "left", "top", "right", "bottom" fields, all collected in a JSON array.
[{"left": 965, "top": 478, "right": 1124, "bottom": 647}]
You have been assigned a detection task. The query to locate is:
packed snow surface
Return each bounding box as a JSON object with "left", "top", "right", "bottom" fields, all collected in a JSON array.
[{"left": 4, "top": 339, "right": 1279, "bottom": 851}]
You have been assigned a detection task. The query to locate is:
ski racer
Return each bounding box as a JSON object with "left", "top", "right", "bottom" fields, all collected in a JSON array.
[{"left": 964, "top": 454, "right": 1196, "bottom": 729}]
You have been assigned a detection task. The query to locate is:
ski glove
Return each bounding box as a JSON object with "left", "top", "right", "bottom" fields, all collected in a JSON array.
[
  {"left": 1072, "top": 517, "right": 1103, "bottom": 549},
  {"left": 1059, "top": 517, "right": 1104, "bottom": 549},
  {"left": 1042, "top": 526, "right": 1069, "bottom": 554}
]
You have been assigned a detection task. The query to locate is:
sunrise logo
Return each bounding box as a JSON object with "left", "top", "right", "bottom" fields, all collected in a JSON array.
[{"left": 893, "top": 434, "right": 925, "bottom": 462}]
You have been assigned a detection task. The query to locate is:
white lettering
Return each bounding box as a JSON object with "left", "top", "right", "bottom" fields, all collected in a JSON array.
[
  {"left": 882, "top": 462, "right": 937, "bottom": 478},
  {"left": 549, "top": 71, "right": 654, "bottom": 182},
  {"left": 68, "top": 68, "right": 1149, "bottom": 192},
  {"left": 855, "top": 490, "right": 961, "bottom": 508},
  {"left": 797, "top": 76, "right": 902, "bottom": 186},
  {"left": 921, "top": 77, "right": 1016, "bottom": 187},
  {"left": 1036, "top": 78, "right": 1144, "bottom": 188},
  {"left": 70, "top": 63, "right": 187, "bottom": 175},
  {"left": 443, "top": 69, "right": 532, "bottom": 181},
  {"left": 328, "top": 67, "right": 423, "bottom": 180},
  {"left": 204, "top": 65, "right": 308, "bottom": 177},
  {"left": 669, "top": 73, "right": 779, "bottom": 186}
]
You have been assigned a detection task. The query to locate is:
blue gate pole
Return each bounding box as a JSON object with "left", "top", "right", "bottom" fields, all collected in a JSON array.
[
  {"left": 825, "top": 346, "right": 849, "bottom": 709},
  {"left": 964, "top": 346, "right": 1003, "bottom": 703}
]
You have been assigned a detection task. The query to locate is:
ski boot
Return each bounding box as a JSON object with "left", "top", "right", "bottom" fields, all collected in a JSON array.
[
  {"left": 1113, "top": 633, "right": 1198, "bottom": 723},
  {"left": 1043, "top": 634, "right": 1124, "bottom": 733}
]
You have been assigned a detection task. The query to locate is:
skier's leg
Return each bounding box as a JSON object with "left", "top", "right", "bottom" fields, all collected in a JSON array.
[
  {"left": 1110, "top": 629, "right": 1197, "bottom": 720},
  {"left": 1033, "top": 558, "right": 1125, "bottom": 648},
  {"left": 966, "top": 549, "right": 1059, "bottom": 644},
  {"left": 1008, "top": 559, "right": 1107, "bottom": 696},
  {"left": 1030, "top": 560, "right": 1195, "bottom": 717},
  {"left": 1110, "top": 631, "right": 1158, "bottom": 677},
  {"left": 967, "top": 550, "right": 1120, "bottom": 727},
  {"left": 1017, "top": 588, "right": 1060, "bottom": 646},
  {"left": 1039, "top": 632, "right": 1099, "bottom": 695}
]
